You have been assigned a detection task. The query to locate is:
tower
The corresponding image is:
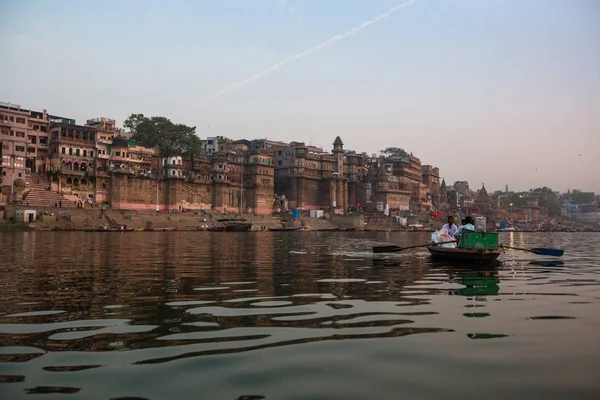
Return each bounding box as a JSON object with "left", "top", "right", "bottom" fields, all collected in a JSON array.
[
  {"left": 332, "top": 136, "right": 345, "bottom": 209},
  {"left": 333, "top": 136, "right": 344, "bottom": 176}
]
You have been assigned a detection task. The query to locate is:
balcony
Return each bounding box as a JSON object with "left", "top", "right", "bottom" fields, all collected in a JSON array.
[
  {"left": 61, "top": 168, "right": 92, "bottom": 176},
  {"left": 97, "top": 153, "right": 110, "bottom": 159},
  {"left": 38, "top": 142, "right": 48, "bottom": 147}
]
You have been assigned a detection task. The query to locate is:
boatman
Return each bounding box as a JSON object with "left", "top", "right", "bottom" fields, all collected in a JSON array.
[
  {"left": 442, "top": 216, "right": 458, "bottom": 236},
  {"left": 453, "top": 216, "right": 475, "bottom": 239}
]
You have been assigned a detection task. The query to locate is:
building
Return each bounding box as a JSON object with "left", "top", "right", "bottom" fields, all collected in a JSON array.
[
  {"left": 475, "top": 184, "right": 492, "bottom": 216},
  {"left": 204, "top": 136, "right": 234, "bottom": 155},
  {"left": 27, "top": 110, "right": 51, "bottom": 173},
  {"left": 163, "top": 155, "right": 184, "bottom": 178},
  {"left": 422, "top": 165, "right": 440, "bottom": 209},
  {"left": 365, "top": 158, "right": 412, "bottom": 213},
  {"left": 242, "top": 151, "right": 275, "bottom": 214},
  {"left": 0, "top": 102, "right": 29, "bottom": 195},
  {"left": 269, "top": 138, "right": 352, "bottom": 211},
  {"left": 50, "top": 122, "right": 97, "bottom": 198}
]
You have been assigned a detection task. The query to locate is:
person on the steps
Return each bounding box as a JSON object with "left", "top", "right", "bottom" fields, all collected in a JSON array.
[
  {"left": 442, "top": 216, "right": 458, "bottom": 236},
  {"left": 453, "top": 216, "right": 475, "bottom": 240}
]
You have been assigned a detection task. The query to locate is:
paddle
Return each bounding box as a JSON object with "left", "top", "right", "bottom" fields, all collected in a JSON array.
[
  {"left": 500, "top": 245, "right": 564, "bottom": 257},
  {"left": 373, "top": 241, "right": 457, "bottom": 254}
]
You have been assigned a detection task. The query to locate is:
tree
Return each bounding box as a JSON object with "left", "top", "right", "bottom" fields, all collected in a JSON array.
[
  {"left": 123, "top": 114, "right": 198, "bottom": 156},
  {"left": 571, "top": 189, "right": 595, "bottom": 204},
  {"left": 380, "top": 147, "right": 408, "bottom": 159}
]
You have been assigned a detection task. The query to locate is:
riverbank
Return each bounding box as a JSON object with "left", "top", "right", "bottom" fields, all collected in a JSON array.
[{"left": 1, "top": 205, "right": 444, "bottom": 232}]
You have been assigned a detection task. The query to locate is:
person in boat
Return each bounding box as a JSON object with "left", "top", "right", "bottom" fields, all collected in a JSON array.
[
  {"left": 442, "top": 216, "right": 458, "bottom": 236},
  {"left": 453, "top": 216, "right": 475, "bottom": 240}
]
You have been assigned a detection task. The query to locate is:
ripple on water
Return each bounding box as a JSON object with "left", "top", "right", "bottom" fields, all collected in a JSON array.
[
  {"left": 0, "top": 231, "right": 598, "bottom": 400},
  {"left": 3, "top": 310, "right": 66, "bottom": 318}
]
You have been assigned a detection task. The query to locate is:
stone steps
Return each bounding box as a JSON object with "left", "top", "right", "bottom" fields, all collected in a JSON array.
[{"left": 22, "top": 176, "right": 77, "bottom": 208}]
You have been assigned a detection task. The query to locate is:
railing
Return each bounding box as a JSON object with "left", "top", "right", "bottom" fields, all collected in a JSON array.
[
  {"left": 61, "top": 168, "right": 91, "bottom": 176},
  {"left": 38, "top": 142, "right": 48, "bottom": 147}
]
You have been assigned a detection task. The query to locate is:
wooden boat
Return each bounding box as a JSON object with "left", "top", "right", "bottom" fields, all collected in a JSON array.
[
  {"left": 268, "top": 226, "right": 303, "bottom": 232},
  {"left": 427, "top": 245, "right": 502, "bottom": 263},
  {"left": 217, "top": 218, "right": 253, "bottom": 232},
  {"left": 145, "top": 227, "right": 179, "bottom": 232}
]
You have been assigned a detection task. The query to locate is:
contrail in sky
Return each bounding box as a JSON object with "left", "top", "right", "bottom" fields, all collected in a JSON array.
[{"left": 181, "top": 0, "right": 421, "bottom": 112}]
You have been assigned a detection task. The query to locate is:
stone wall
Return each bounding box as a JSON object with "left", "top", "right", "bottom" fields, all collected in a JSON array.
[
  {"left": 108, "top": 175, "right": 273, "bottom": 214},
  {"left": 109, "top": 175, "right": 212, "bottom": 211},
  {"left": 277, "top": 177, "right": 334, "bottom": 210}
]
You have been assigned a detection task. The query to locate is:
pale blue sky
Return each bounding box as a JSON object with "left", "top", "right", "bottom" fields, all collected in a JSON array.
[{"left": 1, "top": 0, "right": 599, "bottom": 192}]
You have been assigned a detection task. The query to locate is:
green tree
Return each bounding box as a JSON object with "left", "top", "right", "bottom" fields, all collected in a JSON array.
[
  {"left": 380, "top": 147, "right": 408, "bottom": 159},
  {"left": 123, "top": 114, "right": 198, "bottom": 156},
  {"left": 571, "top": 189, "right": 595, "bottom": 204}
]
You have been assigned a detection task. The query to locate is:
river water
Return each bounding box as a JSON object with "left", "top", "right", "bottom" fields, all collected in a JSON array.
[{"left": 0, "top": 231, "right": 598, "bottom": 399}]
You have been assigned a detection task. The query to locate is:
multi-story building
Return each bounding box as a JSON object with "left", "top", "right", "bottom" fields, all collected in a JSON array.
[
  {"left": 50, "top": 122, "right": 97, "bottom": 198},
  {"left": 268, "top": 137, "right": 356, "bottom": 211},
  {"left": 0, "top": 103, "right": 29, "bottom": 194},
  {"left": 109, "top": 136, "right": 153, "bottom": 175},
  {"left": 422, "top": 165, "right": 440, "bottom": 209},
  {"left": 204, "top": 136, "right": 234, "bottom": 154},
  {"left": 244, "top": 151, "right": 275, "bottom": 214},
  {"left": 365, "top": 158, "right": 412, "bottom": 212},
  {"left": 27, "top": 110, "right": 51, "bottom": 173}
]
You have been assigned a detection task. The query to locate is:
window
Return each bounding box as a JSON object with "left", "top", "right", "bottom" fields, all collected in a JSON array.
[
  {"left": 278, "top": 160, "right": 282, "bottom": 166},
  {"left": 115, "top": 151, "right": 120, "bottom": 156},
  {"left": 9, "top": 116, "right": 14, "bottom": 122},
  {"left": 33, "top": 125, "right": 39, "bottom": 130},
  {"left": 61, "top": 147, "right": 66, "bottom": 154},
  {"left": 172, "top": 160, "right": 176, "bottom": 165},
  {"left": 83, "top": 150, "right": 87, "bottom": 157},
  {"left": 172, "top": 170, "right": 176, "bottom": 175},
  {"left": 76, "top": 149, "right": 80, "bottom": 156},
  {"left": 15, "top": 145, "right": 25, "bottom": 152},
  {"left": 16, "top": 117, "right": 26, "bottom": 124},
  {"left": 69, "top": 148, "right": 73, "bottom": 155},
  {"left": 90, "top": 151, "right": 93, "bottom": 157},
  {"left": 41, "top": 126, "right": 47, "bottom": 132}
]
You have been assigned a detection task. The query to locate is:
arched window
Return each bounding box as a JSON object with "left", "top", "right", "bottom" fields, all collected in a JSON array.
[
  {"left": 73, "top": 178, "right": 79, "bottom": 185},
  {"left": 73, "top": 162, "right": 80, "bottom": 171},
  {"left": 81, "top": 178, "right": 87, "bottom": 185},
  {"left": 66, "top": 177, "right": 72, "bottom": 184}
]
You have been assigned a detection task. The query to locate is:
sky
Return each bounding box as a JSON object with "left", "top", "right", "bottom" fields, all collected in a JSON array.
[{"left": 1, "top": 0, "right": 599, "bottom": 193}]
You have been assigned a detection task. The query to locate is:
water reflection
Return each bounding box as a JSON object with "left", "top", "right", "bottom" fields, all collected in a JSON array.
[{"left": 0, "top": 231, "right": 599, "bottom": 399}]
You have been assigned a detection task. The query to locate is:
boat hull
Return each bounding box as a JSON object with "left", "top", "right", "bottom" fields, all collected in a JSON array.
[
  {"left": 224, "top": 222, "right": 253, "bottom": 232},
  {"left": 145, "top": 227, "right": 179, "bottom": 232},
  {"left": 428, "top": 246, "right": 502, "bottom": 263},
  {"left": 269, "top": 227, "right": 302, "bottom": 232}
]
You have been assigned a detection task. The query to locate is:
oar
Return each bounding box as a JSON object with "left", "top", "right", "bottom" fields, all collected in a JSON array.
[
  {"left": 373, "top": 241, "right": 457, "bottom": 254},
  {"left": 500, "top": 245, "right": 564, "bottom": 257}
]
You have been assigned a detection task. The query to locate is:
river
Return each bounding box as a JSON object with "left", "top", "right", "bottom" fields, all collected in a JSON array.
[{"left": 0, "top": 231, "right": 599, "bottom": 399}]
